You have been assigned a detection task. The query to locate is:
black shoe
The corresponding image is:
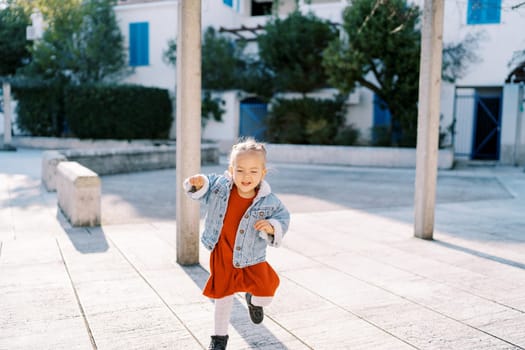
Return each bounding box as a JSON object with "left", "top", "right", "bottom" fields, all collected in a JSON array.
[
  {"left": 208, "top": 335, "right": 228, "bottom": 350},
  {"left": 245, "top": 293, "right": 264, "bottom": 324}
]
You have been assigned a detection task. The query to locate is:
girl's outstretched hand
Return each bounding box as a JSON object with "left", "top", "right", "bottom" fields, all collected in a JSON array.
[
  {"left": 188, "top": 175, "right": 205, "bottom": 191},
  {"left": 254, "top": 220, "right": 274, "bottom": 235}
]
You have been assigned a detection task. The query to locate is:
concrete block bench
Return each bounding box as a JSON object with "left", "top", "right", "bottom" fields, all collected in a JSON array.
[
  {"left": 56, "top": 161, "right": 101, "bottom": 227},
  {"left": 42, "top": 150, "right": 67, "bottom": 191},
  {"left": 42, "top": 143, "right": 220, "bottom": 192}
]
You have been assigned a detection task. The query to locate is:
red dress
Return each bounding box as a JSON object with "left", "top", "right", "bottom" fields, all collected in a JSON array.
[{"left": 203, "top": 186, "right": 280, "bottom": 299}]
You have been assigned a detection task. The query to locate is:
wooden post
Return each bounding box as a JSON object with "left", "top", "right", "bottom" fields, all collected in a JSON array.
[
  {"left": 175, "top": 0, "right": 202, "bottom": 264},
  {"left": 414, "top": 0, "right": 444, "bottom": 239}
]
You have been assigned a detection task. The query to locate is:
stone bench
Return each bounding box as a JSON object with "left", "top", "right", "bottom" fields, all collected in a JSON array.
[
  {"left": 42, "top": 150, "right": 67, "bottom": 191},
  {"left": 56, "top": 161, "right": 101, "bottom": 227},
  {"left": 42, "top": 143, "right": 220, "bottom": 192}
]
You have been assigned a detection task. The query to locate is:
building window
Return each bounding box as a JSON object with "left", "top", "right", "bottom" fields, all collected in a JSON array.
[
  {"left": 129, "top": 22, "right": 149, "bottom": 66},
  {"left": 467, "top": 0, "right": 501, "bottom": 25},
  {"left": 223, "top": 0, "right": 233, "bottom": 7},
  {"left": 251, "top": 0, "right": 273, "bottom": 16}
]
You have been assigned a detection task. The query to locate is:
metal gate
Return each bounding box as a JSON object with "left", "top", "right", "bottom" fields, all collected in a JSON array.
[
  {"left": 239, "top": 100, "right": 267, "bottom": 141},
  {"left": 453, "top": 89, "right": 501, "bottom": 160}
]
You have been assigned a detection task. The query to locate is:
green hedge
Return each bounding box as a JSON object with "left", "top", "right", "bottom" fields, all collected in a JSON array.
[
  {"left": 64, "top": 84, "right": 173, "bottom": 139},
  {"left": 12, "top": 82, "right": 63, "bottom": 137},
  {"left": 265, "top": 96, "right": 358, "bottom": 145},
  {"left": 13, "top": 82, "right": 173, "bottom": 139}
]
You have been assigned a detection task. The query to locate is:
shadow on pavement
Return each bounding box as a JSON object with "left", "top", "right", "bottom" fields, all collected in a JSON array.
[
  {"left": 57, "top": 211, "right": 109, "bottom": 253},
  {"left": 433, "top": 239, "right": 525, "bottom": 270},
  {"left": 181, "top": 264, "right": 291, "bottom": 350},
  {"left": 100, "top": 166, "right": 514, "bottom": 224}
]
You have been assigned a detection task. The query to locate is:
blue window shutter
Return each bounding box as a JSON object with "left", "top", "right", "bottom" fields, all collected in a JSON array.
[
  {"left": 467, "top": 0, "right": 482, "bottom": 24},
  {"left": 223, "top": 0, "right": 233, "bottom": 7},
  {"left": 467, "top": 0, "right": 500, "bottom": 24},
  {"left": 129, "top": 22, "right": 149, "bottom": 66},
  {"left": 485, "top": 0, "right": 501, "bottom": 23}
]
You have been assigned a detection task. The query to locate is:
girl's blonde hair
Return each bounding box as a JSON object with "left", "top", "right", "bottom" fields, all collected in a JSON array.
[{"left": 229, "top": 137, "right": 267, "bottom": 166}]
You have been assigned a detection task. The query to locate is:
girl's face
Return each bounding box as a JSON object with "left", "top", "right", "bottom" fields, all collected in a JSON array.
[{"left": 229, "top": 151, "right": 267, "bottom": 198}]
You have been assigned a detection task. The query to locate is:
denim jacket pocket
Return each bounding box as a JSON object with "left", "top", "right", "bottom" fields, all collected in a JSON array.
[
  {"left": 250, "top": 207, "right": 274, "bottom": 220},
  {"left": 252, "top": 233, "right": 268, "bottom": 260}
]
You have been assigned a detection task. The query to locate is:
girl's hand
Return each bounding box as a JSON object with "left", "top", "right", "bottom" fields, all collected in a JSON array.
[
  {"left": 188, "top": 175, "right": 205, "bottom": 191},
  {"left": 255, "top": 220, "right": 274, "bottom": 235}
]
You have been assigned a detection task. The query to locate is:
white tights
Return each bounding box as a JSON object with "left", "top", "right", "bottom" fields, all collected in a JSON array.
[{"left": 213, "top": 294, "right": 274, "bottom": 336}]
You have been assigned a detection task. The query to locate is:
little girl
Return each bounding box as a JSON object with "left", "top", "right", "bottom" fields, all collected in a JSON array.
[{"left": 184, "top": 138, "right": 290, "bottom": 350}]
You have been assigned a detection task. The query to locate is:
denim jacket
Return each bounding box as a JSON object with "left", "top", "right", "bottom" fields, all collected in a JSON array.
[{"left": 183, "top": 172, "right": 290, "bottom": 268}]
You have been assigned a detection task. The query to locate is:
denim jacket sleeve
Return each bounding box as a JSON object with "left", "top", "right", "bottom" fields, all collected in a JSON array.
[
  {"left": 259, "top": 195, "right": 290, "bottom": 248},
  {"left": 183, "top": 173, "right": 220, "bottom": 205}
]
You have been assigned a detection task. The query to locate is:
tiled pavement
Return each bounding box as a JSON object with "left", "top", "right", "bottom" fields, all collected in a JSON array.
[{"left": 1, "top": 149, "right": 524, "bottom": 349}]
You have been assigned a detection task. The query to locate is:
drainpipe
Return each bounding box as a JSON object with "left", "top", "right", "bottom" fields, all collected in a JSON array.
[{"left": 514, "top": 82, "right": 524, "bottom": 166}]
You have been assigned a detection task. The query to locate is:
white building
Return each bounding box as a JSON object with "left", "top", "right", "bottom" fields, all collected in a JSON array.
[{"left": 113, "top": 0, "right": 525, "bottom": 163}]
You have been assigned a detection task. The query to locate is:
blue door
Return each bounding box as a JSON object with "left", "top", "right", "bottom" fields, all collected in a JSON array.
[
  {"left": 472, "top": 95, "right": 501, "bottom": 160},
  {"left": 239, "top": 99, "right": 267, "bottom": 141}
]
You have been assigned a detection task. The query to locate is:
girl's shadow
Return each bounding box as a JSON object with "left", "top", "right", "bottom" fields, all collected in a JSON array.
[{"left": 181, "top": 264, "right": 291, "bottom": 350}]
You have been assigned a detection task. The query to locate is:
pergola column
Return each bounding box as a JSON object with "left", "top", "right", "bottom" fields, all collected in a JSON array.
[
  {"left": 414, "top": 0, "right": 445, "bottom": 239},
  {"left": 175, "top": 0, "right": 202, "bottom": 264}
]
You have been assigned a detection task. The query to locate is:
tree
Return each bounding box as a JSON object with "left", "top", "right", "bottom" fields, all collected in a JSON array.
[
  {"left": 165, "top": 27, "right": 247, "bottom": 91},
  {"left": 0, "top": 1, "right": 31, "bottom": 76},
  {"left": 323, "top": 0, "right": 421, "bottom": 146},
  {"left": 19, "top": 0, "right": 82, "bottom": 81},
  {"left": 74, "top": 0, "right": 128, "bottom": 83},
  {"left": 20, "top": 0, "right": 127, "bottom": 84},
  {"left": 323, "top": 0, "right": 481, "bottom": 146},
  {"left": 257, "top": 11, "right": 338, "bottom": 95}
]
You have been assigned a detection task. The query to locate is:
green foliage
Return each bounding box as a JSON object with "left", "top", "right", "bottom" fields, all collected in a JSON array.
[
  {"left": 371, "top": 126, "right": 392, "bottom": 147},
  {"left": 164, "top": 27, "right": 247, "bottom": 91},
  {"left": 201, "top": 27, "right": 247, "bottom": 90},
  {"left": 237, "top": 58, "right": 274, "bottom": 100},
  {"left": 19, "top": 0, "right": 82, "bottom": 81},
  {"left": 0, "top": 2, "right": 31, "bottom": 76},
  {"left": 266, "top": 97, "right": 351, "bottom": 145},
  {"left": 334, "top": 125, "right": 360, "bottom": 146},
  {"left": 19, "top": 0, "right": 127, "bottom": 84},
  {"left": 12, "top": 80, "right": 63, "bottom": 136},
  {"left": 164, "top": 27, "right": 251, "bottom": 124},
  {"left": 73, "top": 0, "right": 128, "bottom": 83},
  {"left": 323, "top": 0, "right": 421, "bottom": 146},
  {"left": 13, "top": 83, "right": 173, "bottom": 139},
  {"left": 64, "top": 84, "right": 173, "bottom": 139},
  {"left": 257, "top": 11, "right": 338, "bottom": 94},
  {"left": 201, "top": 90, "right": 225, "bottom": 128}
]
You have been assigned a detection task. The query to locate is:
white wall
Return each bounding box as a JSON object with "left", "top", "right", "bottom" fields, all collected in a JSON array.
[
  {"left": 346, "top": 88, "right": 374, "bottom": 142},
  {"left": 500, "top": 84, "right": 525, "bottom": 165},
  {"left": 298, "top": 0, "right": 345, "bottom": 23},
  {"left": 441, "top": 0, "right": 525, "bottom": 86},
  {"left": 202, "top": 90, "right": 240, "bottom": 152},
  {"left": 439, "top": 83, "right": 456, "bottom": 146},
  {"left": 115, "top": 1, "right": 178, "bottom": 91}
]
